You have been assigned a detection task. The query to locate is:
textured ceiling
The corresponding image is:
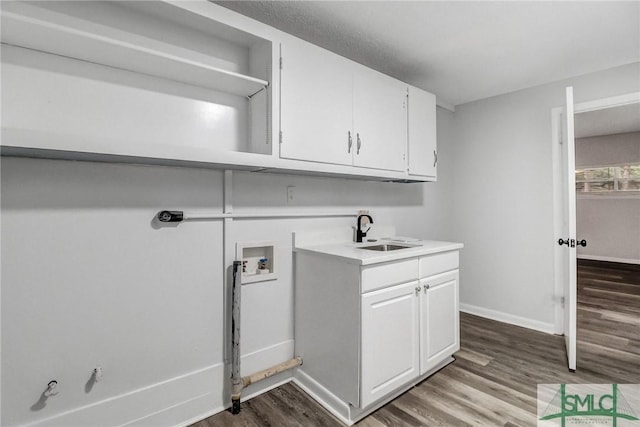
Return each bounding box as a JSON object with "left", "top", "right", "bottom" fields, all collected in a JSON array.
[{"left": 216, "top": 1, "right": 640, "bottom": 108}]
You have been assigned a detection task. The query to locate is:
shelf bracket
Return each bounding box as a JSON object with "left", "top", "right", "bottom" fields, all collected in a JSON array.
[{"left": 247, "top": 85, "right": 268, "bottom": 100}]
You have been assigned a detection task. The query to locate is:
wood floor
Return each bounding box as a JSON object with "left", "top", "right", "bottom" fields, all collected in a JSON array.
[{"left": 194, "top": 260, "right": 640, "bottom": 427}]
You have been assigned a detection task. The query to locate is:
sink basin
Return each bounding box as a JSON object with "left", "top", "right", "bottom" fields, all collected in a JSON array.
[{"left": 359, "top": 244, "right": 415, "bottom": 251}]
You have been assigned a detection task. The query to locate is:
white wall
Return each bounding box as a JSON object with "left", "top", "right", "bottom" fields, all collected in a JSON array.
[
  {"left": 451, "top": 62, "right": 640, "bottom": 332},
  {"left": 575, "top": 132, "right": 640, "bottom": 264},
  {"left": 0, "top": 107, "right": 454, "bottom": 427},
  {"left": 575, "top": 132, "right": 640, "bottom": 167},
  {"left": 576, "top": 198, "right": 640, "bottom": 264}
]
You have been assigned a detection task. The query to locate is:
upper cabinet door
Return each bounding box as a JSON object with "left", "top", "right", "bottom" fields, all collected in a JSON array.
[
  {"left": 353, "top": 68, "right": 407, "bottom": 172},
  {"left": 279, "top": 38, "right": 354, "bottom": 166},
  {"left": 408, "top": 86, "right": 437, "bottom": 178}
]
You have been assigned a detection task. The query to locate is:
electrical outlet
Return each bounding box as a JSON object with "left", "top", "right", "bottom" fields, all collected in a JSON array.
[{"left": 287, "top": 186, "right": 296, "bottom": 204}]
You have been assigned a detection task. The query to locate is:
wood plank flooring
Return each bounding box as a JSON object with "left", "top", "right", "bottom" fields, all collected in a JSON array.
[{"left": 194, "top": 260, "right": 640, "bottom": 426}]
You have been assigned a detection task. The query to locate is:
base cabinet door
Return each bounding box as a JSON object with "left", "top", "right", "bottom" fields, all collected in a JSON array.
[
  {"left": 419, "top": 270, "right": 459, "bottom": 375},
  {"left": 361, "top": 281, "right": 420, "bottom": 408}
]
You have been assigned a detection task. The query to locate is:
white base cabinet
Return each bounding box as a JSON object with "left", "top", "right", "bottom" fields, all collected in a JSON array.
[
  {"left": 420, "top": 270, "right": 460, "bottom": 374},
  {"left": 361, "top": 281, "right": 420, "bottom": 408},
  {"left": 294, "top": 247, "right": 461, "bottom": 425}
]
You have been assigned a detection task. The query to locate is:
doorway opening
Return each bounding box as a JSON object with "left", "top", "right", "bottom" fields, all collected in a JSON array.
[
  {"left": 573, "top": 100, "right": 640, "bottom": 370},
  {"left": 552, "top": 92, "right": 640, "bottom": 371}
]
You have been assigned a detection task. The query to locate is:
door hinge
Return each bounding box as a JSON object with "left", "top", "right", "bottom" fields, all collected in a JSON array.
[
  {"left": 279, "top": 57, "right": 283, "bottom": 70},
  {"left": 279, "top": 130, "right": 283, "bottom": 144}
]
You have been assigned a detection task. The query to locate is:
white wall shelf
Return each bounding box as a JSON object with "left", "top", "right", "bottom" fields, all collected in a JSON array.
[
  {"left": 0, "top": 4, "right": 268, "bottom": 98},
  {"left": 0, "top": 0, "right": 435, "bottom": 184}
]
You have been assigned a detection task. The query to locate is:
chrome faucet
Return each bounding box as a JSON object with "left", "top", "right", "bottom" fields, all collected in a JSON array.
[{"left": 356, "top": 214, "right": 374, "bottom": 243}]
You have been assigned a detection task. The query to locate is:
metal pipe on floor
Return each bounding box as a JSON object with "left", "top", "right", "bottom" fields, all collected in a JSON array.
[
  {"left": 230, "top": 260, "right": 243, "bottom": 414},
  {"left": 241, "top": 356, "right": 303, "bottom": 389},
  {"left": 229, "top": 261, "right": 302, "bottom": 415}
]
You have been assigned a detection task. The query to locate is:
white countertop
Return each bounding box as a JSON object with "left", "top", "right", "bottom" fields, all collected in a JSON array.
[{"left": 294, "top": 239, "right": 464, "bottom": 266}]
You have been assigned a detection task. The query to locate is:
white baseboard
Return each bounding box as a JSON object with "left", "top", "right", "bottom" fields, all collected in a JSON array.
[
  {"left": 578, "top": 255, "right": 640, "bottom": 265},
  {"left": 23, "top": 340, "right": 296, "bottom": 427},
  {"left": 460, "top": 303, "right": 555, "bottom": 335},
  {"left": 179, "top": 339, "right": 295, "bottom": 427},
  {"left": 26, "top": 364, "right": 224, "bottom": 427},
  {"left": 293, "top": 370, "right": 352, "bottom": 426}
]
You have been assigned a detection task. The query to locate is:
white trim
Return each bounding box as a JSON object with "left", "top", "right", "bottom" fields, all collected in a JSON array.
[
  {"left": 23, "top": 363, "right": 225, "bottom": 427},
  {"left": 178, "top": 341, "right": 295, "bottom": 427},
  {"left": 577, "top": 192, "right": 640, "bottom": 200},
  {"left": 578, "top": 255, "right": 640, "bottom": 265},
  {"left": 551, "top": 106, "right": 565, "bottom": 335},
  {"left": 573, "top": 92, "right": 640, "bottom": 114},
  {"left": 293, "top": 370, "right": 353, "bottom": 426},
  {"left": 436, "top": 100, "right": 455, "bottom": 113},
  {"left": 460, "top": 303, "right": 556, "bottom": 335},
  {"left": 293, "top": 356, "right": 455, "bottom": 426},
  {"left": 176, "top": 406, "right": 223, "bottom": 427}
]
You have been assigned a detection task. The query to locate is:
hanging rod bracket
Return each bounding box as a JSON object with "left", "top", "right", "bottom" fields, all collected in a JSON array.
[
  {"left": 157, "top": 210, "right": 184, "bottom": 223},
  {"left": 246, "top": 84, "right": 268, "bottom": 100}
]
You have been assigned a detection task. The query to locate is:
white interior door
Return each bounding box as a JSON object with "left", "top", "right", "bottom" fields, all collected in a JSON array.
[{"left": 559, "top": 86, "right": 577, "bottom": 372}]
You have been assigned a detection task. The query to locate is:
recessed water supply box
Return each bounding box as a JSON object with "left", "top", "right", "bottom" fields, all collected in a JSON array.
[{"left": 236, "top": 241, "right": 276, "bottom": 284}]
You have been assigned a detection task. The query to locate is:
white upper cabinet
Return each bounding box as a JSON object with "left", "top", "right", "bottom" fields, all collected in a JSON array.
[
  {"left": 408, "top": 86, "right": 438, "bottom": 178},
  {"left": 279, "top": 37, "right": 354, "bottom": 166},
  {"left": 353, "top": 67, "right": 407, "bottom": 172},
  {"left": 1, "top": 1, "right": 438, "bottom": 182},
  {"left": 279, "top": 37, "right": 408, "bottom": 172}
]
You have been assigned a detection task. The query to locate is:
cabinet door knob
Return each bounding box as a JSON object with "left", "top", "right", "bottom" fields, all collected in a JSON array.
[
  {"left": 415, "top": 286, "right": 421, "bottom": 296},
  {"left": 424, "top": 284, "right": 430, "bottom": 293},
  {"left": 348, "top": 131, "right": 353, "bottom": 153},
  {"left": 357, "top": 133, "right": 362, "bottom": 154}
]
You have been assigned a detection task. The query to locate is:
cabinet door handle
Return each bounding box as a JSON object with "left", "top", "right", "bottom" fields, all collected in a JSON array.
[
  {"left": 424, "top": 284, "right": 430, "bottom": 293},
  {"left": 415, "top": 286, "right": 421, "bottom": 296},
  {"left": 348, "top": 131, "right": 353, "bottom": 153},
  {"left": 433, "top": 150, "right": 438, "bottom": 167},
  {"left": 357, "top": 133, "right": 362, "bottom": 154}
]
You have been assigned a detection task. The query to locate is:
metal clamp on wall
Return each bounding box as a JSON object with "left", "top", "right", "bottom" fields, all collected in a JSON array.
[{"left": 157, "top": 211, "right": 184, "bottom": 223}]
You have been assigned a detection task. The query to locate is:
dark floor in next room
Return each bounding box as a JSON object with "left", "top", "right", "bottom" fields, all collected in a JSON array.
[{"left": 194, "top": 260, "right": 640, "bottom": 426}]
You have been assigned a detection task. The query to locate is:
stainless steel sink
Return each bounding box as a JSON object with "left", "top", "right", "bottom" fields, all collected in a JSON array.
[{"left": 359, "top": 244, "right": 415, "bottom": 251}]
